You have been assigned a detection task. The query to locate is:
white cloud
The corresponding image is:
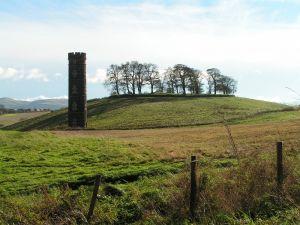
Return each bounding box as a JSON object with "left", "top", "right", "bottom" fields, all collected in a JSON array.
[
  {"left": 87, "top": 69, "right": 106, "bottom": 84},
  {"left": 1, "top": 1, "right": 299, "bottom": 69},
  {"left": 26, "top": 68, "right": 49, "bottom": 82},
  {"left": 0, "top": 1, "right": 300, "bottom": 100},
  {"left": 19, "top": 95, "right": 68, "bottom": 101},
  {"left": 0, "top": 67, "right": 23, "bottom": 80},
  {"left": 0, "top": 67, "right": 49, "bottom": 82}
]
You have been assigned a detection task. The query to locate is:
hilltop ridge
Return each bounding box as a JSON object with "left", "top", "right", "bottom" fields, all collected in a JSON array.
[{"left": 3, "top": 95, "right": 290, "bottom": 131}]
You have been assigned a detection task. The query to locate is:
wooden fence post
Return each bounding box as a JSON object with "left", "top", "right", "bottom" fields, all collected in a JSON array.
[
  {"left": 87, "top": 175, "right": 101, "bottom": 223},
  {"left": 276, "top": 142, "right": 284, "bottom": 190},
  {"left": 190, "top": 155, "right": 197, "bottom": 221}
]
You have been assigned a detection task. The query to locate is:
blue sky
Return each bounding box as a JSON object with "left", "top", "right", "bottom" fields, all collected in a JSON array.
[{"left": 0, "top": 0, "right": 300, "bottom": 103}]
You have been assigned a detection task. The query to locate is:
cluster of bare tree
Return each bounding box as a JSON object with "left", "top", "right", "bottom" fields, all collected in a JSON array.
[
  {"left": 105, "top": 61, "right": 237, "bottom": 95},
  {"left": 206, "top": 68, "right": 237, "bottom": 95}
]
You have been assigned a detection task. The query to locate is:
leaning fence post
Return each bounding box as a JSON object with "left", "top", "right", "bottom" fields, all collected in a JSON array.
[
  {"left": 87, "top": 175, "right": 101, "bottom": 223},
  {"left": 276, "top": 141, "right": 283, "bottom": 190},
  {"left": 190, "top": 155, "right": 197, "bottom": 221}
]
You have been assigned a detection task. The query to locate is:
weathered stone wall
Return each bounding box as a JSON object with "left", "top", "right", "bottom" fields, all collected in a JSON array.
[{"left": 68, "top": 52, "right": 87, "bottom": 128}]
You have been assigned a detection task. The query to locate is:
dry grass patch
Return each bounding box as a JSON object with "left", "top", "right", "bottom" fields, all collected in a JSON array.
[{"left": 54, "top": 119, "right": 300, "bottom": 160}]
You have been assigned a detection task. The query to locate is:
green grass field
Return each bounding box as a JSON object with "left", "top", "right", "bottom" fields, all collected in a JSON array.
[
  {"left": 3, "top": 96, "right": 291, "bottom": 131},
  {"left": 0, "top": 96, "right": 299, "bottom": 224},
  {"left": 230, "top": 109, "right": 300, "bottom": 124},
  {"left": 0, "top": 120, "right": 299, "bottom": 224},
  {"left": 0, "top": 112, "right": 48, "bottom": 128},
  {"left": 0, "top": 131, "right": 183, "bottom": 194}
]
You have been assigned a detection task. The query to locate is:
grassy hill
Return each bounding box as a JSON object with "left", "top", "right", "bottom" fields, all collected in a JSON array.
[
  {"left": 3, "top": 95, "right": 292, "bottom": 131},
  {"left": 0, "top": 97, "right": 28, "bottom": 109},
  {"left": 0, "top": 97, "right": 67, "bottom": 110}
]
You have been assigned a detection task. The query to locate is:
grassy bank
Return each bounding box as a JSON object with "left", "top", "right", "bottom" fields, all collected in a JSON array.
[
  {"left": 3, "top": 96, "right": 290, "bottom": 131},
  {"left": 0, "top": 131, "right": 183, "bottom": 194}
]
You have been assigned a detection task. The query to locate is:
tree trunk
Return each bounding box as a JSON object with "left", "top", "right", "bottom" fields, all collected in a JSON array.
[
  {"left": 214, "top": 80, "right": 217, "bottom": 95},
  {"left": 171, "top": 82, "right": 174, "bottom": 93},
  {"left": 126, "top": 81, "right": 130, "bottom": 94},
  {"left": 115, "top": 81, "right": 119, "bottom": 95},
  {"left": 195, "top": 81, "right": 199, "bottom": 95},
  {"left": 132, "top": 82, "right": 135, "bottom": 95},
  {"left": 182, "top": 81, "right": 186, "bottom": 95}
]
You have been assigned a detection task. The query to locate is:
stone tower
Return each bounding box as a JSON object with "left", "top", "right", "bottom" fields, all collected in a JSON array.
[{"left": 68, "top": 52, "right": 87, "bottom": 128}]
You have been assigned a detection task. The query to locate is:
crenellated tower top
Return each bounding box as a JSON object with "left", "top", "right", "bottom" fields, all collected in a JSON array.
[{"left": 68, "top": 52, "right": 86, "bottom": 64}]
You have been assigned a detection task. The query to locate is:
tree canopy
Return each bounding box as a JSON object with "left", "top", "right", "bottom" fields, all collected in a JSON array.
[{"left": 105, "top": 61, "right": 237, "bottom": 96}]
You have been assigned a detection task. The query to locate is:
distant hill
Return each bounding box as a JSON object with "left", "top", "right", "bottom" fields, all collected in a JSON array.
[
  {"left": 0, "top": 98, "right": 67, "bottom": 110},
  {"left": 3, "top": 95, "right": 292, "bottom": 131}
]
